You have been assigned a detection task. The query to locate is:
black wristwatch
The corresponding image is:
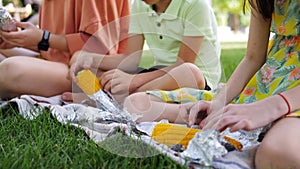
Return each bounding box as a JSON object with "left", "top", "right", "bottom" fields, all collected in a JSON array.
[{"left": 38, "top": 30, "right": 50, "bottom": 51}]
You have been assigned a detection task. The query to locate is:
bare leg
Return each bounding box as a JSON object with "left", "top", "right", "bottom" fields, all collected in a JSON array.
[
  {"left": 116, "top": 63, "right": 205, "bottom": 104},
  {"left": 0, "top": 56, "right": 71, "bottom": 98},
  {"left": 137, "top": 62, "right": 206, "bottom": 92},
  {"left": 0, "top": 47, "right": 39, "bottom": 58},
  {"left": 62, "top": 63, "right": 205, "bottom": 104},
  {"left": 255, "top": 118, "right": 300, "bottom": 169},
  {"left": 124, "top": 92, "right": 189, "bottom": 123}
]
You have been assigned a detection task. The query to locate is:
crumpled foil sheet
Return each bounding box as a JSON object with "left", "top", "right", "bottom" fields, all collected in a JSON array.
[
  {"left": 183, "top": 130, "right": 227, "bottom": 167},
  {"left": 0, "top": 6, "right": 16, "bottom": 31},
  {"left": 92, "top": 89, "right": 122, "bottom": 114},
  {"left": 183, "top": 128, "right": 261, "bottom": 167},
  {"left": 219, "top": 128, "right": 262, "bottom": 149},
  {"left": 90, "top": 89, "right": 136, "bottom": 127}
]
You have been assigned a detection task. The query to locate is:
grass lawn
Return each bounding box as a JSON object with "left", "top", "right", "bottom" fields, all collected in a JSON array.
[
  {"left": 0, "top": 42, "right": 246, "bottom": 169},
  {"left": 219, "top": 42, "right": 246, "bottom": 82}
]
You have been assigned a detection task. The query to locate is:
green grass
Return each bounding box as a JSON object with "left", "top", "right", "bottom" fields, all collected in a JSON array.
[
  {"left": 220, "top": 42, "right": 246, "bottom": 82},
  {"left": 0, "top": 105, "right": 185, "bottom": 169},
  {"left": 0, "top": 42, "right": 246, "bottom": 169}
]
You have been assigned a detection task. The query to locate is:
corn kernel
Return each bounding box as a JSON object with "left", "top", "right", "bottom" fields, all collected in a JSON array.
[
  {"left": 151, "top": 123, "right": 201, "bottom": 148},
  {"left": 76, "top": 70, "right": 102, "bottom": 95}
]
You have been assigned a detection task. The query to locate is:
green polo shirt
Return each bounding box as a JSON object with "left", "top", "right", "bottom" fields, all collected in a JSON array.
[{"left": 130, "top": 0, "right": 221, "bottom": 89}]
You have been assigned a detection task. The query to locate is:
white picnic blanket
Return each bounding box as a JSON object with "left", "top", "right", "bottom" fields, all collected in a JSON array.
[{"left": 0, "top": 95, "right": 258, "bottom": 169}]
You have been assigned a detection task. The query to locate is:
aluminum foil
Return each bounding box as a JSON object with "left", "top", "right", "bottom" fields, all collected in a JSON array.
[
  {"left": 219, "top": 128, "right": 262, "bottom": 149},
  {"left": 91, "top": 89, "right": 121, "bottom": 114},
  {"left": 182, "top": 128, "right": 261, "bottom": 167},
  {"left": 183, "top": 129, "right": 227, "bottom": 167},
  {"left": 0, "top": 6, "right": 16, "bottom": 31},
  {"left": 88, "top": 87, "right": 262, "bottom": 167},
  {"left": 89, "top": 89, "right": 135, "bottom": 126}
]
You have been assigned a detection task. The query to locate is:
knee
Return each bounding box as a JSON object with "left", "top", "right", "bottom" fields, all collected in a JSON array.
[
  {"left": 255, "top": 138, "right": 277, "bottom": 160},
  {"left": 0, "top": 59, "right": 23, "bottom": 86},
  {"left": 255, "top": 134, "right": 300, "bottom": 169},
  {"left": 255, "top": 139, "right": 281, "bottom": 169},
  {"left": 124, "top": 92, "right": 151, "bottom": 114},
  {"left": 181, "top": 63, "right": 205, "bottom": 89}
]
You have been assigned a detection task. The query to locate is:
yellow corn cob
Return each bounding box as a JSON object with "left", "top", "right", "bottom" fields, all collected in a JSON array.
[
  {"left": 152, "top": 123, "right": 244, "bottom": 150},
  {"left": 151, "top": 123, "right": 201, "bottom": 148},
  {"left": 223, "top": 135, "right": 243, "bottom": 151},
  {"left": 76, "top": 70, "right": 102, "bottom": 95}
]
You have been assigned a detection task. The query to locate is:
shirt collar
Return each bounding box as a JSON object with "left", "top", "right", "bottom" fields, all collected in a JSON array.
[{"left": 146, "top": 0, "right": 182, "bottom": 21}]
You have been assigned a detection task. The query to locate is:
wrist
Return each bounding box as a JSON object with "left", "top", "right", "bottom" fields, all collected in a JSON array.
[
  {"left": 38, "top": 30, "right": 50, "bottom": 51},
  {"left": 277, "top": 93, "right": 291, "bottom": 115},
  {"left": 92, "top": 52, "right": 104, "bottom": 68},
  {"left": 132, "top": 74, "right": 144, "bottom": 93}
]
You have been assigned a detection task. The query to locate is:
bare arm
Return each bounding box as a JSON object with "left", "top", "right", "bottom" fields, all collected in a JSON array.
[
  {"left": 281, "top": 86, "right": 300, "bottom": 113},
  {"left": 69, "top": 34, "right": 144, "bottom": 81},
  {"left": 202, "top": 74, "right": 300, "bottom": 132},
  {"left": 0, "top": 21, "right": 70, "bottom": 52},
  {"left": 91, "top": 34, "right": 144, "bottom": 72},
  {"left": 196, "top": 5, "right": 272, "bottom": 129},
  {"left": 214, "top": 8, "right": 271, "bottom": 104},
  {"left": 48, "top": 33, "right": 69, "bottom": 52}
]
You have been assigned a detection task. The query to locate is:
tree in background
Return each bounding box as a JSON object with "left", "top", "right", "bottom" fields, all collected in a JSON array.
[{"left": 212, "top": 0, "right": 250, "bottom": 33}]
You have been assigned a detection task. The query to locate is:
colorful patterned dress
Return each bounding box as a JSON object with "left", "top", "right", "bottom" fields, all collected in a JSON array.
[{"left": 147, "top": 0, "right": 300, "bottom": 117}]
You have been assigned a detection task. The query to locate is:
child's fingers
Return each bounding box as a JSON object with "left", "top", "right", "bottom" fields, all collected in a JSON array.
[
  {"left": 103, "top": 79, "right": 112, "bottom": 93},
  {"left": 188, "top": 101, "right": 209, "bottom": 127},
  {"left": 199, "top": 117, "right": 207, "bottom": 128}
]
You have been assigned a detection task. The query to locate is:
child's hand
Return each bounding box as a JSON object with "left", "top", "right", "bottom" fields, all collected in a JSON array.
[
  {"left": 204, "top": 97, "right": 284, "bottom": 132},
  {"left": 0, "top": 21, "right": 42, "bottom": 48},
  {"left": 68, "top": 50, "right": 95, "bottom": 82},
  {"left": 101, "top": 69, "right": 136, "bottom": 94},
  {"left": 181, "top": 101, "right": 210, "bottom": 127},
  {"left": 0, "top": 36, "right": 15, "bottom": 49}
]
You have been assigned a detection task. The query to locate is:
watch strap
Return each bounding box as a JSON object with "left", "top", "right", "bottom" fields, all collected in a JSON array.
[{"left": 38, "top": 30, "right": 50, "bottom": 51}]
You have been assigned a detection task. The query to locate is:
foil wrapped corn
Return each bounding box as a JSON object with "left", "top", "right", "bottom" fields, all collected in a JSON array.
[
  {"left": 76, "top": 69, "right": 102, "bottom": 95},
  {"left": 151, "top": 123, "right": 201, "bottom": 148},
  {"left": 76, "top": 69, "right": 121, "bottom": 114},
  {"left": 151, "top": 123, "right": 244, "bottom": 151}
]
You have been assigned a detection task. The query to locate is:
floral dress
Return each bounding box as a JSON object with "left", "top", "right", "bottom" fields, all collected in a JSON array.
[{"left": 147, "top": 0, "right": 300, "bottom": 117}]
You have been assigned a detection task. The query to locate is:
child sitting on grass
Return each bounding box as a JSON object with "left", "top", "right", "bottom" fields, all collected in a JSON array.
[
  {"left": 124, "top": 0, "right": 300, "bottom": 168},
  {"left": 64, "top": 0, "right": 221, "bottom": 103}
]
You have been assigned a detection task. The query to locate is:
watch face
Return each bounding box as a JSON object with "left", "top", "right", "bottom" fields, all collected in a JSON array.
[{"left": 38, "top": 41, "right": 49, "bottom": 51}]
